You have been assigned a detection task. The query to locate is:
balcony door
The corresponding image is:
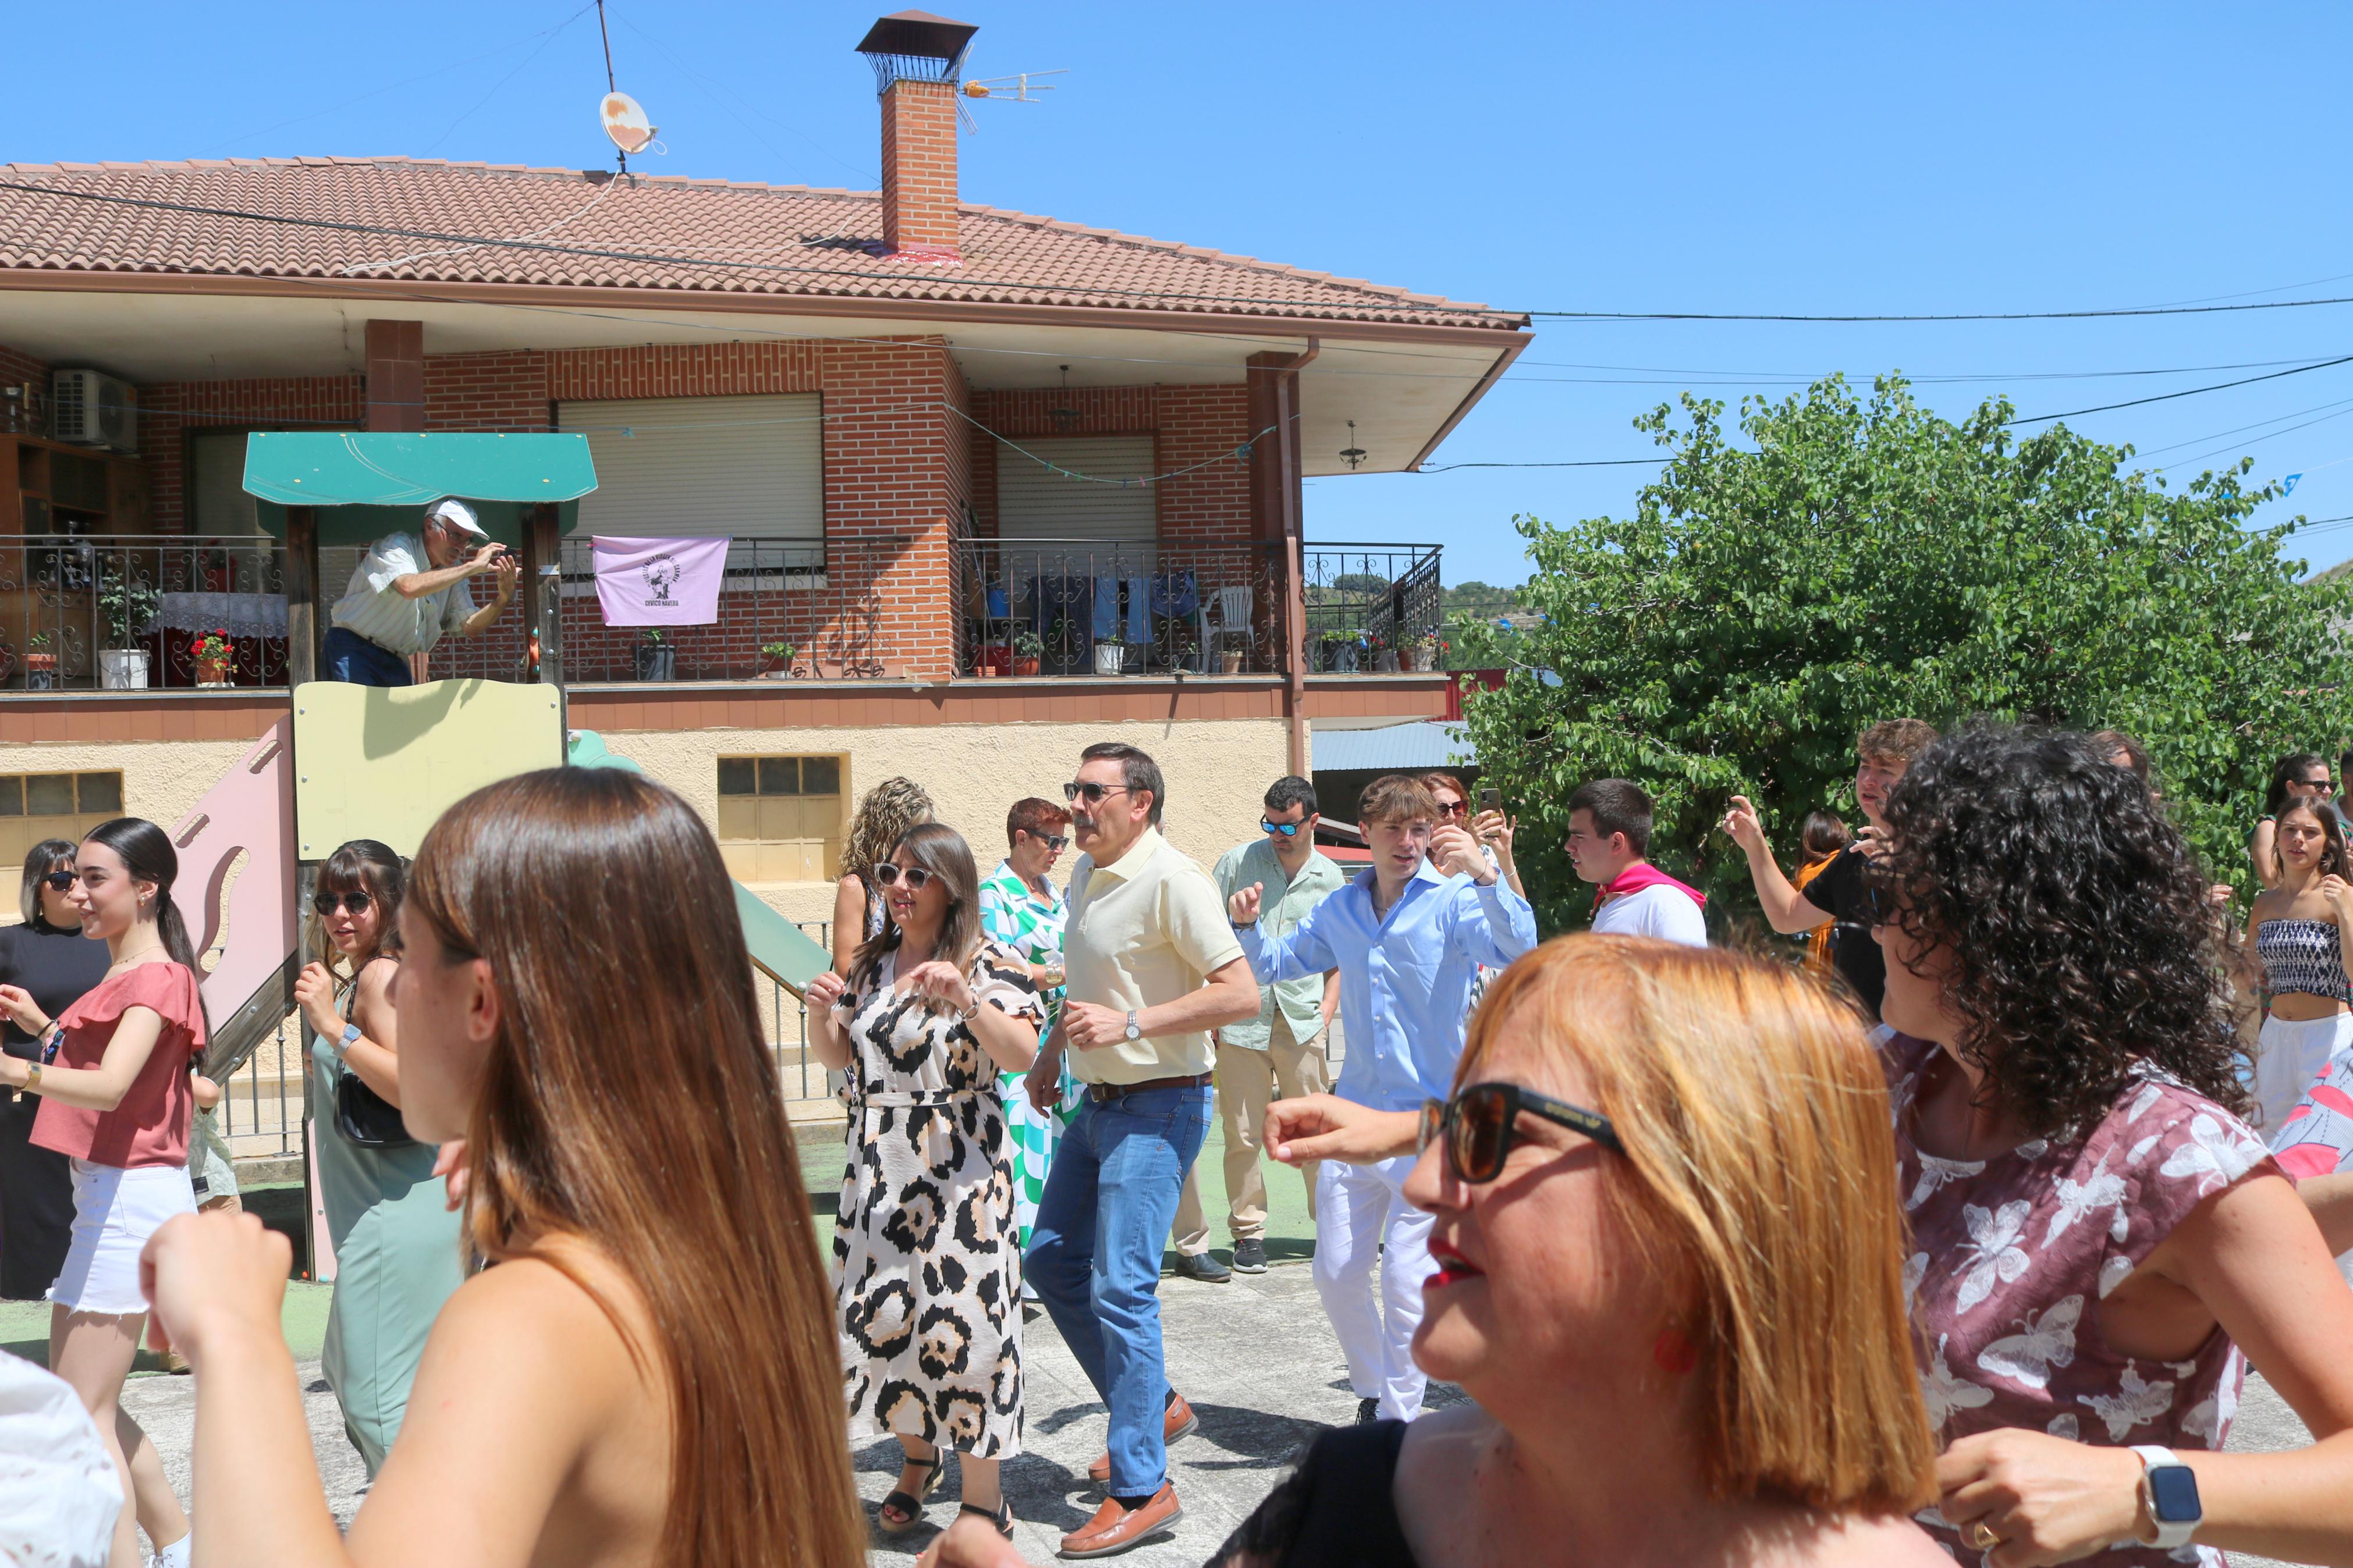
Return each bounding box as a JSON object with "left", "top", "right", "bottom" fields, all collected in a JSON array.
[{"left": 994, "top": 434, "right": 1156, "bottom": 578}]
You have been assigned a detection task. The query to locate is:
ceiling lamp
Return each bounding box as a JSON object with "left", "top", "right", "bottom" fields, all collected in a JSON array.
[{"left": 1339, "top": 419, "right": 1367, "bottom": 472}]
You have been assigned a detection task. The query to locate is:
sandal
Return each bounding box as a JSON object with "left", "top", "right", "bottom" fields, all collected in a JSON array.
[
  {"left": 876, "top": 1450, "right": 945, "bottom": 1535},
  {"left": 959, "top": 1498, "right": 1014, "bottom": 1539}
]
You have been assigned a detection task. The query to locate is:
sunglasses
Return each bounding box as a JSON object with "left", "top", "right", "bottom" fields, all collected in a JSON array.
[
  {"left": 39, "top": 870, "right": 74, "bottom": 893},
  {"left": 1030, "top": 833, "right": 1069, "bottom": 852},
  {"left": 1435, "top": 800, "right": 1468, "bottom": 818},
  {"left": 1261, "top": 818, "right": 1307, "bottom": 837},
  {"left": 1418, "top": 1081, "right": 1621, "bottom": 1183},
  {"left": 871, "top": 862, "right": 937, "bottom": 892},
  {"left": 313, "top": 890, "right": 374, "bottom": 916},
  {"left": 1063, "top": 781, "right": 1133, "bottom": 804}
]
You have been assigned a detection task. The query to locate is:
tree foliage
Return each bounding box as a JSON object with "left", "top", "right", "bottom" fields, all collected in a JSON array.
[{"left": 1455, "top": 375, "right": 2353, "bottom": 934}]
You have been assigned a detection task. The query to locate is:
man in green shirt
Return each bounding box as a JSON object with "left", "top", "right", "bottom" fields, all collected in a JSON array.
[{"left": 1173, "top": 776, "right": 1344, "bottom": 1278}]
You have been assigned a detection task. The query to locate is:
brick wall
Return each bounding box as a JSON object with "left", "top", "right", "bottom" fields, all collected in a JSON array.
[
  {"left": 0, "top": 343, "right": 46, "bottom": 398},
  {"left": 879, "top": 79, "right": 960, "bottom": 255},
  {"left": 140, "top": 377, "right": 366, "bottom": 532}
]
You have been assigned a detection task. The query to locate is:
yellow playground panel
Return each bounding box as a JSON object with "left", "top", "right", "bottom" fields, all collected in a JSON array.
[{"left": 291, "top": 679, "right": 565, "bottom": 859}]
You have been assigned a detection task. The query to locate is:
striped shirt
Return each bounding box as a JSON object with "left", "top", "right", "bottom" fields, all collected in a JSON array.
[{"left": 329, "top": 532, "right": 473, "bottom": 657}]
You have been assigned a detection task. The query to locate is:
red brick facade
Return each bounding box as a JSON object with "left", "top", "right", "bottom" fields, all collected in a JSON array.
[
  {"left": 879, "top": 79, "right": 961, "bottom": 257},
  {"left": 141, "top": 377, "right": 367, "bottom": 537}
]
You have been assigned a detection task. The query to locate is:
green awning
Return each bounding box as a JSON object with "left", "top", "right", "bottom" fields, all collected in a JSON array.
[{"left": 243, "top": 432, "right": 597, "bottom": 547}]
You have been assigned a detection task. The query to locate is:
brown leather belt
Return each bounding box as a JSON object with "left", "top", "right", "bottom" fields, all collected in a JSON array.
[{"left": 1084, "top": 1071, "right": 1215, "bottom": 1103}]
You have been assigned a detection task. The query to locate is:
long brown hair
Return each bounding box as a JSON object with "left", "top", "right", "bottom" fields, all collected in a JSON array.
[
  {"left": 850, "top": 821, "right": 984, "bottom": 997},
  {"left": 304, "top": 838, "right": 404, "bottom": 983},
  {"left": 2279, "top": 795, "right": 2352, "bottom": 881},
  {"left": 406, "top": 768, "right": 861, "bottom": 1567},
  {"left": 1461, "top": 936, "right": 1935, "bottom": 1513}
]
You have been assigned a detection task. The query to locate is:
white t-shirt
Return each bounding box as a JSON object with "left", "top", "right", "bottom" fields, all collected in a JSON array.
[
  {"left": 329, "top": 531, "right": 473, "bottom": 657},
  {"left": 1590, "top": 882, "right": 1708, "bottom": 947}
]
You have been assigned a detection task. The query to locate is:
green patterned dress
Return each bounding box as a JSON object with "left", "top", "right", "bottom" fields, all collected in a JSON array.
[{"left": 979, "top": 861, "right": 1071, "bottom": 1249}]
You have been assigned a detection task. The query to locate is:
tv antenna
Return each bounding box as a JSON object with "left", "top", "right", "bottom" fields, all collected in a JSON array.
[
  {"left": 594, "top": 0, "right": 660, "bottom": 180},
  {"left": 958, "top": 68, "right": 1066, "bottom": 131}
]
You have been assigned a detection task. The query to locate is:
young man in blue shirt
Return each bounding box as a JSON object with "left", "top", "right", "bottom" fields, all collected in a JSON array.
[{"left": 1227, "top": 773, "right": 1538, "bottom": 1421}]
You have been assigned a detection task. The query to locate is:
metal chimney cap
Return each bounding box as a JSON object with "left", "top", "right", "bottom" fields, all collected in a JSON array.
[{"left": 854, "top": 10, "right": 979, "bottom": 88}]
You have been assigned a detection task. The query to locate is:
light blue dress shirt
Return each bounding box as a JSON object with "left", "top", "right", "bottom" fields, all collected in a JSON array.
[{"left": 1234, "top": 858, "right": 1539, "bottom": 1112}]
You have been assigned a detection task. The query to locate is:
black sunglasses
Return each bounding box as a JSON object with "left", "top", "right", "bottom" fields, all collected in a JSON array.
[
  {"left": 1435, "top": 800, "right": 1468, "bottom": 818},
  {"left": 1419, "top": 1081, "right": 1621, "bottom": 1183},
  {"left": 313, "top": 890, "right": 374, "bottom": 916},
  {"left": 1029, "top": 833, "right": 1069, "bottom": 851},
  {"left": 1063, "top": 781, "right": 1134, "bottom": 804},
  {"left": 1261, "top": 817, "right": 1306, "bottom": 837},
  {"left": 39, "top": 870, "right": 74, "bottom": 893},
  {"left": 871, "top": 862, "right": 936, "bottom": 892}
]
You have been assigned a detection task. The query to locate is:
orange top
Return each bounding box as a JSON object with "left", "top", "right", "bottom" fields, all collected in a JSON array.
[{"left": 32, "top": 961, "right": 204, "bottom": 1169}]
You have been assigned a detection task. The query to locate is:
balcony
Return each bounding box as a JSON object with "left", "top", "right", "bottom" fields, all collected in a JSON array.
[{"left": 2, "top": 532, "right": 1444, "bottom": 689}]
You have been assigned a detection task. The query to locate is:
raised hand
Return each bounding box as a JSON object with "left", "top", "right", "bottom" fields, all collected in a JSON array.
[
  {"left": 466, "top": 541, "right": 510, "bottom": 577},
  {"left": 1429, "top": 824, "right": 1493, "bottom": 883},
  {"left": 292, "top": 960, "right": 341, "bottom": 1043},
  {"left": 0, "top": 983, "right": 43, "bottom": 1033},
  {"left": 1719, "top": 795, "right": 1767, "bottom": 854},
  {"left": 899, "top": 959, "right": 977, "bottom": 1014},
  {"left": 139, "top": 1207, "right": 293, "bottom": 1368},
  {"left": 1227, "top": 882, "right": 1264, "bottom": 925},
  {"left": 491, "top": 552, "right": 521, "bottom": 600}
]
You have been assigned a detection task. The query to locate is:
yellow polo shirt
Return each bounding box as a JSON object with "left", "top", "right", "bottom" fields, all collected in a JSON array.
[{"left": 1061, "top": 829, "right": 1244, "bottom": 1085}]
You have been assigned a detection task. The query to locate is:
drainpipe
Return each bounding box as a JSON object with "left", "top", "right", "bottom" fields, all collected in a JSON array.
[{"left": 1282, "top": 339, "right": 1319, "bottom": 778}]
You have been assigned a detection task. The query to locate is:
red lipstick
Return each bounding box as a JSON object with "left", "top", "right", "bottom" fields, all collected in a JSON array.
[{"left": 1425, "top": 1236, "right": 1484, "bottom": 1292}]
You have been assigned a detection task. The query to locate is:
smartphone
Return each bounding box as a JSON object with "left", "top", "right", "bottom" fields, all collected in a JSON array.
[{"left": 1477, "top": 786, "right": 1501, "bottom": 815}]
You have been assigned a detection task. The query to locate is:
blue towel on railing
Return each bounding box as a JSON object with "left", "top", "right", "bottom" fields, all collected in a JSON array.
[
  {"left": 1031, "top": 574, "right": 1095, "bottom": 656},
  {"left": 1148, "top": 571, "right": 1198, "bottom": 621},
  {"left": 1092, "top": 575, "right": 1151, "bottom": 643}
]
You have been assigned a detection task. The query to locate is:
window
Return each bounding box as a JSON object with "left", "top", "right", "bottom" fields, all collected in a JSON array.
[
  {"left": 0, "top": 771, "right": 125, "bottom": 877},
  {"left": 715, "top": 755, "right": 844, "bottom": 883}
]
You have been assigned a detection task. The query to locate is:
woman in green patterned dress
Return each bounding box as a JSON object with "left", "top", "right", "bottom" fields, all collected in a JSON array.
[{"left": 978, "top": 797, "right": 1073, "bottom": 1254}]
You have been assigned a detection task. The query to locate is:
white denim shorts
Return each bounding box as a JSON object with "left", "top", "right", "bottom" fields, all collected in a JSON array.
[{"left": 49, "top": 1160, "right": 196, "bottom": 1315}]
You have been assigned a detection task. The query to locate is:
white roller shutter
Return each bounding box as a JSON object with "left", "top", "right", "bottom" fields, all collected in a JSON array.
[
  {"left": 558, "top": 394, "right": 823, "bottom": 542},
  {"left": 996, "top": 435, "right": 1156, "bottom": 549}
]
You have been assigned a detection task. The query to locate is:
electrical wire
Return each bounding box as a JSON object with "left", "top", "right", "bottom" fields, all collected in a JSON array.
[
  {"left": 2006, "top": 355, "right": 2353, "bottom": 426},
  {"left": 420, "top": 3, "right": 599, "bottom": 158}
]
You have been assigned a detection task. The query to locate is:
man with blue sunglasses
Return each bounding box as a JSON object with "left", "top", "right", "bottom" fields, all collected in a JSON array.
[{"left": 1173, "top": 777, "right": 1345, "bottom": 1280}]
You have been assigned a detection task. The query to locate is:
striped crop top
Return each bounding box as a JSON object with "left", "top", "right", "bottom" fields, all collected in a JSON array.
[{"left": 2258, "top": 919, "right": 2351, "bottom": 1001}]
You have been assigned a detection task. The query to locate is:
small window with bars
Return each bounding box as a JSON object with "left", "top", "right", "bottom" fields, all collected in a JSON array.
[
  {"left": 0, "top": 771, "right": 125, "bottom": 882},
  {"left": 715, "top": 756, "right": 844, "bottom": 883}
]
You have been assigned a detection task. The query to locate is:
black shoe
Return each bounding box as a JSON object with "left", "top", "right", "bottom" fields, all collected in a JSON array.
[
  {"left": 1174, "top": 1251, "right": 1231, "bottom": 1283},
  {"left": 1231, "top": 1238, "right": 1267, "bottom": 1274},
  {"left": 1355, "top": 1398, "right": 1379, "bottom": 1425}
]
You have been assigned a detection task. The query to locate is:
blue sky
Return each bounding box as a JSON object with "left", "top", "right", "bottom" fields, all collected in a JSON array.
[{"left": 15, "top": 2, "right": 2353, "bottom": 585}]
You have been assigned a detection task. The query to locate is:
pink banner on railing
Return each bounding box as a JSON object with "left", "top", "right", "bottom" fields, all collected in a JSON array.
[{"left": 591, "top": 535, "right": 730, "bottom": 627}]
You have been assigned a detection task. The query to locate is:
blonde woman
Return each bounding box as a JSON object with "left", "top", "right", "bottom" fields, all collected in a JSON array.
[{"left": 833, "top": 777, "right": 936, "bottom": 974}]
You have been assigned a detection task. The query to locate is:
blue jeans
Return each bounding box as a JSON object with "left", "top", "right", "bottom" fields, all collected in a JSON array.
[
  {"left": 321, "top": 627, "right": 412, "bottom": 687},
  {"left": 1024, "top": 1084, "right": 1212, "bottom": 1497}
]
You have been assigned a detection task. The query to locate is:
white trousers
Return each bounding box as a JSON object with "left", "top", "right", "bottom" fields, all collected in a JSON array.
[
  {"left": 2255, "top": 1011, "right": 2353, "bottom": 1134},
  {"left": 1311, "top": 1155, "right": 1433, "bottom": 1421}
]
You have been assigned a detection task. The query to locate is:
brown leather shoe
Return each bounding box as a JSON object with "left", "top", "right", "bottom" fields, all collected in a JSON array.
[
  {"left": 1085, "top": 1393, "right": 1197, "bottom": 1484},
  {"left": 1057, "top": 1482, "right": 1183, "bottom": 1558}
]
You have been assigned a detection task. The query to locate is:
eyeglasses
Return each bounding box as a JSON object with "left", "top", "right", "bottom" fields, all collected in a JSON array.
[
  {"left": 39, "top": 870, "right": 74, "bottom": 893},
  {"left": 1434, "top": 800, "right": 1468, "bottom": 818},
  {"left": 870, "top": 862, "right": 936, "bottom": 892},
  {"left": 1030, "top": 833, "right": 1069, "bottom": 852},
  {"left": 313, "top": 890, "right": 373, "bottom": 916},
  {"left": 1063, "top": 781, "right": 1133, "bottom": 804},
  {"left": 1261, "top": 818, "right": 1307, "bottom": 837},
  {"left": 1418, "top": 1081, "right": 1621, "bottom": 1183}
]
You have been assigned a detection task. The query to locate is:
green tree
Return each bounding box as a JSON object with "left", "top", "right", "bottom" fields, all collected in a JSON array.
[{"left": 1456, "top": 375, "right": 2353, "bottom": 935}]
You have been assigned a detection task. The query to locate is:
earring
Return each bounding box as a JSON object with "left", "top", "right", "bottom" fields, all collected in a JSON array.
[{"left": 1652, "top": 1327, "right": 1698, "bottom": 1375}]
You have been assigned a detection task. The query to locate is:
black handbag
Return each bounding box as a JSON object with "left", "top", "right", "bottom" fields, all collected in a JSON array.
[{"left": 329, "top": 987, "right": 413, "bottom": 1149}]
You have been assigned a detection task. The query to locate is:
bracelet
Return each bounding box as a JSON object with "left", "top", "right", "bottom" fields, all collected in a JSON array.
[{"left": 23, "top": 1061, "right": 41, "bottom": 1093}]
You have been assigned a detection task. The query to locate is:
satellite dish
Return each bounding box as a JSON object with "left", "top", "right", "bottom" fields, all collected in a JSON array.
[{"left": 601, "top": 91, "right": 657, "bottom": 155}]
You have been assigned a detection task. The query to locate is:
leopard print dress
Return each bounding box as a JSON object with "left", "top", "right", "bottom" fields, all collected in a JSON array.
[{"left": 835, "top": 943, "right": 1042, "bottom": 1458}]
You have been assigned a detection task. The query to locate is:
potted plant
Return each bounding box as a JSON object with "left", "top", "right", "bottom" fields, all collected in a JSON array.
[
  {"left": 634, "top": 628, "right": 676, "bottom": 682},
  {"left": 99, "top": 567, "right": 159, "bottom": 690},
  {"left": 1410, "top": 630, "right": 1447, "bottom": 673},
  {"left": 1219, "top": 644, "right": 1247, "bottom": 674},
  {"left": 1367, "top": 631, "right": 1399, "bottom": 673},
  {"left": 759, "top": 640, "right": 797, "bottom": 678},
  {"left": 23, "top": 630, "right": 57, "bottom": 691},
  {"left": 190, "top": 626, "right": 235, "bottom": 688},
  {"left": 1091, "top": 636, "right": 1128, "bottom": 677},
  {"left": 1012, "top": 631, "right": 1043, "bottom": 678}
]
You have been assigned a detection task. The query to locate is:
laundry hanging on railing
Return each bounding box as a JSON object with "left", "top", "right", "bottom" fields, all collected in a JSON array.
[{"left": 591, "top": 535, "right": 730, "bottom": 627}]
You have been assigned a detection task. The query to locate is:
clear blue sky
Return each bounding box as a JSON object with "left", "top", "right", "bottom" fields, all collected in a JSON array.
[{"left": 15, "top": 2, "right": 2353, "bottom": 586}]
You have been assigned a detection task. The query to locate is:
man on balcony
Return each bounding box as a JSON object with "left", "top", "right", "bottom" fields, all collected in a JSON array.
[{"left": 322, "top": 497, "right": 518, "bottom": 686}]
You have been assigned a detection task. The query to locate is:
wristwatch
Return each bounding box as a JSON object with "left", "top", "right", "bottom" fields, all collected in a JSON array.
[
  {"left": 1123, "top": 1011, "right": 1141, "bottom": 1042},
  {"left": 2131, "top": 1445, "right": 2202, "bottom": 1549},
  {"left": 334, "top": 1021, "right": 363, "bottom": 1067}
]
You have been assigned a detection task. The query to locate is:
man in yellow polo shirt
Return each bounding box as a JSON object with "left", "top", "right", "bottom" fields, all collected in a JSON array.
[{"left": 1023, "top": 741, "right": 1261, "bottom": 1558}]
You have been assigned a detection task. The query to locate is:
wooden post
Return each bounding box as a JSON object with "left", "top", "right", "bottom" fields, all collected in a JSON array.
[{"left": 284, "top": 506, "right": 318, "bottom": 689}]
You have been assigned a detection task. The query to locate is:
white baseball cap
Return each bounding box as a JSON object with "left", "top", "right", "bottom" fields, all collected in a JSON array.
[{"left": 425, "top": 497, "right": 485, "bottom": 536}]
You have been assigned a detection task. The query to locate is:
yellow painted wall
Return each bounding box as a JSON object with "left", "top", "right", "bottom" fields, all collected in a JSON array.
[{"left": 0, "top": 739, "right": 260, "bottom": 836}]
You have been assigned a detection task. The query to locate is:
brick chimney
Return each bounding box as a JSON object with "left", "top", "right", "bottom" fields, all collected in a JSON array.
[{"left": 855, "top": 10, "right": 977, "bottom": 264}]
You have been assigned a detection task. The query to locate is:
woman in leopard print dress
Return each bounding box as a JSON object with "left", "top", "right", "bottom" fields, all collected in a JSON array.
[{"left": 807, "top": 822, "right": 1043, "bottom": 1539}]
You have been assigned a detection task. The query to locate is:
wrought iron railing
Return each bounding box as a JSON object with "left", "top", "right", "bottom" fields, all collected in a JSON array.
[
  {"left": 953, "top": 538, "right": 1284, "bottom": 677},
  {"left": 2, "top": 534, "right": 290, "bottom": 691},
  {"left": 1300, "top": 542, "right": 1446, "bottom": 673}
]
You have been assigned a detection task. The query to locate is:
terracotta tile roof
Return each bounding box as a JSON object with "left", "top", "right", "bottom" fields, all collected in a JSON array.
[{"left": 0, "top": 157, "right": 1522, "bottom": 331}]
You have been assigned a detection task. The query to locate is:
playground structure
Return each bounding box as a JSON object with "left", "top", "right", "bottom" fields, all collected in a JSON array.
[{"left": 173, "top": 432, "right": 831, "bottom": 1275}]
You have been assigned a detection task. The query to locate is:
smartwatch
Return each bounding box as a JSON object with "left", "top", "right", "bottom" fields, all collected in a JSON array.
[
  {"left": 1123, "top": 1011, "right": 1142, "bottom": 1043},
  {"left": 2131, "top": 1445, "right": 2201, "bottom": 1550},
  {"left": 335, "top": 1021, "right": 363, "bottom": 1068}
]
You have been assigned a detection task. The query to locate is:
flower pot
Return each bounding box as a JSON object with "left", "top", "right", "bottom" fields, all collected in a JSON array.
[
  {"left": 973, "top": 642, "right": 1012, "bottom": 677},
  {"left": 634, "top": 644, "right": 677, "bottom": 681},
  {"left": 194, "top": 653, "right": 232, "bottom": 688},
  {"left": 100, "top": 648, "right": 151, "bottom": 690},
  {"left": 1409, "top": 648, "right": 1438, "bottom": 673},
  {"left": 1092, "top": 642, "right": 1127, "bottom": 677},
  {"left": 973, "top": 662, "right": 996, "bottom": 678},
  {"left": 1219, "top": 649, "right": 1245, "bottom": 674},
  {"left": 24, "top": 652, "right": 57, "bottom": 691},
  {"left": 1374, "top": 649, "right": 1400, "bottom": 673},
  {"left": 1013, "top": 656, "right": 1041, "bottom": 677}
]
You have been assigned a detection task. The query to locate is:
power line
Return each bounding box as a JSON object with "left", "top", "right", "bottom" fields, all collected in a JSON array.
[
  {"left": 1531, "top": 297, "right": 2353, "bottom": 324},
  {"left": 2007, "top": 355, "right": 2353, "bottom": 426}
]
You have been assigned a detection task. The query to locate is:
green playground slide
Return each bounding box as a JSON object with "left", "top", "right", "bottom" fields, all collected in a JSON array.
[{"left": 565, "top": 731, "right": 832, "bottom": 998}]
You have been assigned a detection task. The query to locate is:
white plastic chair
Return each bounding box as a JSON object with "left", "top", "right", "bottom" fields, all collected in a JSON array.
[{"left": 1201, "top": 585, "right": 1254, "bottom": 669}]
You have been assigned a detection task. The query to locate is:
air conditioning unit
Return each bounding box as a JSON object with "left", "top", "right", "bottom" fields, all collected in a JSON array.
[{"left": 50, "top": 369, "right": 137, "bottom": 453}]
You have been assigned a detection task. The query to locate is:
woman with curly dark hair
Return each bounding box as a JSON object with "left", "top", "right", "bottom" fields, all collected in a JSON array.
[{"left": 1873, "top": 726, "right": 2353, "bottom": 1567}]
